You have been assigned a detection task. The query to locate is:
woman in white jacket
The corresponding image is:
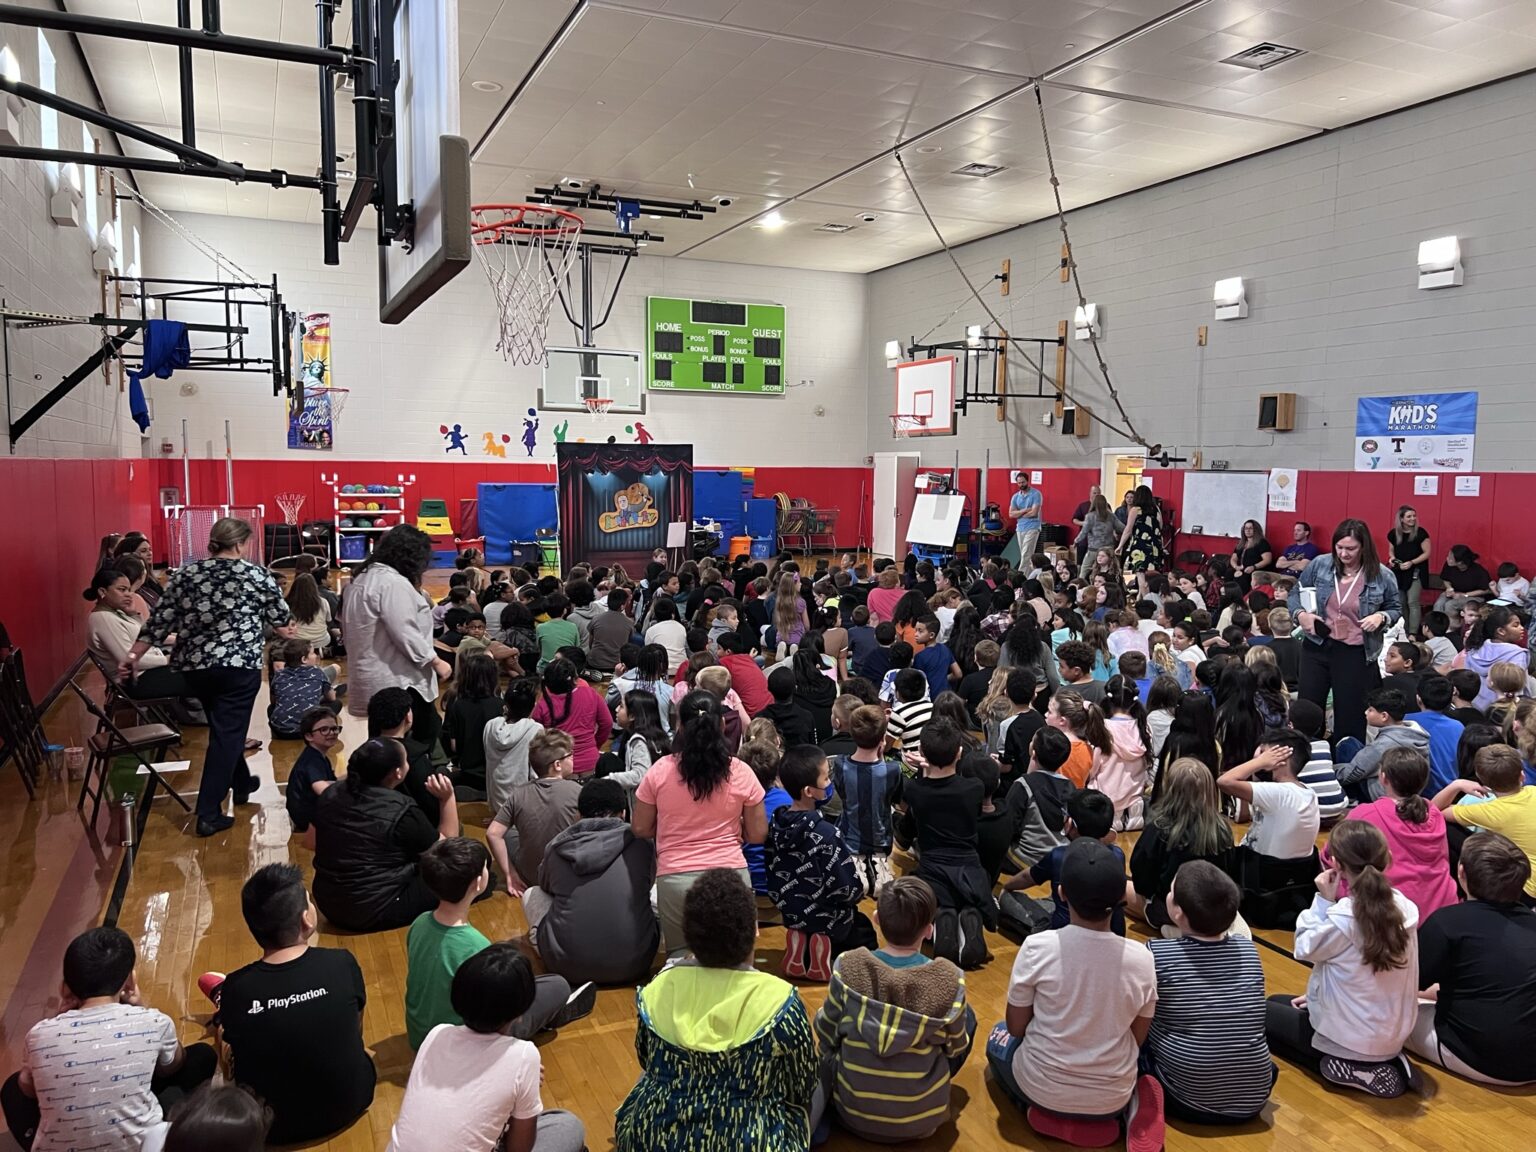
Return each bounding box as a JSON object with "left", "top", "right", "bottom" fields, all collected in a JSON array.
[
  {"left": 1265, "top": 820, "right": 1421, "bottom": 1098},
  {"left": 344, "top": 526, "right": 450, "bottom": 734}
]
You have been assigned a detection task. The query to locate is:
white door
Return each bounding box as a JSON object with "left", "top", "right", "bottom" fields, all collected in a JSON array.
[{"left": 873, "top": 452, "right": 921, "bottom": 558}]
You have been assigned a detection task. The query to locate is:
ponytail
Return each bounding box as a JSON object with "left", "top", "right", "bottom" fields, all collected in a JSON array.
[
  {"left": 345, "top": 738, "right": 405, "bottom": 795},
  {"left": 1466, "top": 605, "right": 1515, "bottom": 651},
  {"left": 1327, "top": 821, "right": 1409, "bottom": 972},
  {"left": 1381, "top": 747, "right": 1431, "bottom": 824},
  {"left": 672, "top": 690, "right": 731, "bottom": 800},
  {"left": 1103, "top": 675, "right": 1152, "bottom": 753}
]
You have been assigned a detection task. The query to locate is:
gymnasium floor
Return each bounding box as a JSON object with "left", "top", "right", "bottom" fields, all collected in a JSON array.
[{"left": 8, "top": 655, "right": 1536, "bottom": 1151}]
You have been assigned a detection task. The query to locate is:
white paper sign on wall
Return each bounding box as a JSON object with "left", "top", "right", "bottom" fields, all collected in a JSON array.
[
  {"left": 1454, "top": 476, "right": 1481, "bottom": 498},
  {"left": 1414, "top": 475, "right": 1439, "bottom": 496},
  {"left": 1268, "top": 468, "right": 1297, "bottom": 512}
]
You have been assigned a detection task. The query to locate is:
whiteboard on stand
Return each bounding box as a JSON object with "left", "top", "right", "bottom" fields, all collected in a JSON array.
[
  {"left": 1179, "top": 471, "right": 1269, "bottom": 538},
  {"left": 908, "top": 493, "right": 966, "bottom": 548}
]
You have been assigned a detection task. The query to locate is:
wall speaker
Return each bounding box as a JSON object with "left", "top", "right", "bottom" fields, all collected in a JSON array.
[{"left": 1257, "top": 392, "right": 1295, "bottom": 432}]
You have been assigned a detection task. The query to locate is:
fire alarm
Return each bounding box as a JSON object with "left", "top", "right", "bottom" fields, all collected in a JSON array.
[{"left": 159, "top": 439, "right": 176, "bottom": 455}]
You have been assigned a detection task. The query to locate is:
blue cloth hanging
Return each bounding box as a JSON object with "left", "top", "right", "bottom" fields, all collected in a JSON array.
[{"left": 127, "top": 319, "right": 190, "bottom": 432}]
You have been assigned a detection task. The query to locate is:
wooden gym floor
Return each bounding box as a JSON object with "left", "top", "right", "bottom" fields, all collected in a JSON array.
[{"left": 7, "top": 658, "right": 1536, "bottom": 1150}]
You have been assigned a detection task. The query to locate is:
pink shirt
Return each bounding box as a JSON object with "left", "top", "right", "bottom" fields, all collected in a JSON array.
[
  {"left": 636, "top": 754, "right": 765, "bottom": 876},
  {"left": 531, "top": 681, "right": 613, "bottom": 776},
  {"left": 1325, "top": 568, "right": 1366, "bottom": 647},
  {"left": 1341, "top": 798, "right": 1459, "bottom": 920},
  {"left": 866, "top": 586, "right": 904, "bottom": 625}
]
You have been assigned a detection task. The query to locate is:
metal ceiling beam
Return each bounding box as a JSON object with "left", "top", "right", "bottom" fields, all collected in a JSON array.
[{"left": 471, "top": 0, "right": 589, "bottom": 162}]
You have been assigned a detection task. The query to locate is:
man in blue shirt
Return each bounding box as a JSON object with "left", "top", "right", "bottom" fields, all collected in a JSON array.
[
  {"left": 1009, "top": 473, "right": 1043, "bottom": 567},
  {"left": 1274, "top": 521, "right": 1321, "bottom": 575}
]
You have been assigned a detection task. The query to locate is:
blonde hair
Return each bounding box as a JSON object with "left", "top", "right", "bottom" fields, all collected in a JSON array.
[
  {"left": 1266, "top": 606, "right": 1293, "bottom": 635},
  {"left": 876, "top": 567, "right": 902, "bottom": 589},
  {"left": 1051, "top": 689, "right": 1111, "bottom": 755},
  {"left": 1488, "top": 661, "right": 1527, "bottom": 699},
  {"left": 1148, "top": 631, "right": 1177, "bottom": 676},
  {"left": 1149, "top": 758, "right": 1232, "bottom": 857},
  {"left": 1244, "top": 645, "right": 1277, "bottom": 670},
  {"left": 1503, "top": 698, "right": 1536, "bottom": 767},
  {"left": 772, "top": 572, "right": 801, "bottom": 639},
  {"left": 977, "top": 666, "right": 1012, "bottom": 725},
  {"left": 746, "top": 716, "right": 782, "bottom": 749}
]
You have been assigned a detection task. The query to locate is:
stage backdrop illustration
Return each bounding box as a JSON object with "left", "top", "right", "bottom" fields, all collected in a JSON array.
[{"left": 556, "top": 443, "right": 693, "bottom": 570}]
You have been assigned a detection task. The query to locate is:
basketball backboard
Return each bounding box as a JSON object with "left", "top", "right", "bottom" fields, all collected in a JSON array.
[
  {"left": 541, "top": 347, "right": 646, "bottom": 413},
  {"left": 894, "top": 356, "right": 956, "bottom": 436},
  {"left": 378, "top": 0, "right": 472, "bottom": 324}
]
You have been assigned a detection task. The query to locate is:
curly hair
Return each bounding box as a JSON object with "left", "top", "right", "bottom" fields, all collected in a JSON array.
[{"left": 362, "top": 524, "right": 432, "bottom": 586}]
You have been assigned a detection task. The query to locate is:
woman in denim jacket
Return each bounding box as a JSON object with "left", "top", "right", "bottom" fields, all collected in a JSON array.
[{"left": 1288, "top": 519, "right": 1401, "bottom": 741}]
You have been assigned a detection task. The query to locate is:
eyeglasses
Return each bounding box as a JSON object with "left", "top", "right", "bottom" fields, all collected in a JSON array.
[{"left": 312, "top": 725, "right": 342, "bottom": 735}]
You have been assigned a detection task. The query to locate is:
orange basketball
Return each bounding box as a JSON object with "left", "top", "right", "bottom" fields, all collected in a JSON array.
[{"left": 352, "top": 500, "right": 367, "bottom": 510}]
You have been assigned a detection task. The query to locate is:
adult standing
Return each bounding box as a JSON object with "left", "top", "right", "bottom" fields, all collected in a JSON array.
[
  {"left": 1076, "top": 494, "right": 1121, "bottom": 578},
  {"left": 125, "top": 518, "right": 288, "bottom": 837},
  {"left": 1118, "top": 485, "right": 1164, "bottom": 574},
  {"left": 1386, "top": 506, "right": 1431, "bottom": 636},
  {"left": 1009, "top": 473, "right": 1044, "bottom": 568},
  {"left": 344, "top": 525, "right": 451, "bottom": 742},
  {"left": 1071, "top": 485, "right": 1102, "bottom": 565},
  {"left": 632, "top": 691, "right": 767, "bottom": 957},
  {"left": 1274, "top": 522, "right": 1320, "bottom": 575},
  {"left": 1289, "top": 519, "right": 1401, "bottom": 742},
  {"left": 1231, "top": 520, "right": 1275, "bottom": 592}
]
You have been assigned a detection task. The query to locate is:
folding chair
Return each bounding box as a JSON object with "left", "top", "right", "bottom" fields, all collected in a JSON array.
[
  {"left": 0, "top": 650, "right": 49, "bottom": 798},
  {"left": 84, "top": 649, "right": 183, "bottom": 733},
  {"left": 69, "top": 682, "right": 189, "bottom": 828}
]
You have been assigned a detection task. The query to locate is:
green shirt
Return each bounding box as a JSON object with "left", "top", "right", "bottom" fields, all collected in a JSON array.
[
  {"left": 536, "top": 619, "right": 580, "bottom": 669},
  {"left": 405, "top": 912, "right": 490, "bottom": 1049}
]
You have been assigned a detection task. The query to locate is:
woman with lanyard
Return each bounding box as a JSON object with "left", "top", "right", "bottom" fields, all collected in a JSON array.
[
  {"left": 1386, "top": 505, "right": 1431, "bottom": 636},
  {"left": 1230, "top": 519, "right": 1274, "bottom": 592},
  {"left": 1289, "top": 519, "right": 1401, "bottom": 742},
  {"left": 123, "top": 518, "right": 289, "bottom": 836},
  {"left": 344, "top": 524, "right": 451, "bottom": 746}
]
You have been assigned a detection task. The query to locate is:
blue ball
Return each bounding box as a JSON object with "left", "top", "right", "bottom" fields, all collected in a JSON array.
[{"left": 339, "top": 517, "right": 354, "bottom": 527}]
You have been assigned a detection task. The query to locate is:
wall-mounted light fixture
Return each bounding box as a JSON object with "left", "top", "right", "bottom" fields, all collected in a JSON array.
[
  {"left": 1213, "top": 276, "right": 1247, "bottom": 320},
  {"left": 884, "top": 339, "right": 902, "bottom": 367},
  {"left": 1073, "top": 302, "right": 1100, "bottom": 340},
  {"left": 50, "top": 162, "right": 81, "bottom": 226},
  {"left": 0, "top": 46, "right": 24, "bottom": 147},
  {"left": 1417, "top": 235, "right": 1462, "bottom": 289}
]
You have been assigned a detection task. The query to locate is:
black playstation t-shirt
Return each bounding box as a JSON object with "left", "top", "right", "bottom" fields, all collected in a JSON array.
[{"left": 220, "top": 947, "right": 376, "bottom": 1144}]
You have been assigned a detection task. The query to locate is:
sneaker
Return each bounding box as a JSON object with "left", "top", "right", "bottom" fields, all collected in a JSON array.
[
  {"left": 783, "top": 927, "right": 808, "bottom": 979},
  {"left": 958, "top": 908, "right": 987, "bottom": 969},
  {"left": 1126, "top": 1074, "right": 1166, "bottom": 1152},
  {"left": 1398, "top": 1054, "right": 1424, "bottom": 1094},
  {"left": 552, "top": 982, "right": 597, "bottom": 1027},
  {"left": 806, "top": 933, "right": 833, "bottom": 982},
  {"left": 932, "top": 909, "right": 960, "bottom": 963},
  {"left": 197, "top": 972, "right": 226, "bottom": 1008},
  {"left": 1025, "top": 1107, "right": 1119, "bottom": 1148},
  {"left": 1319, "top": 1055, "right": 1409, "bottom": 1098}
]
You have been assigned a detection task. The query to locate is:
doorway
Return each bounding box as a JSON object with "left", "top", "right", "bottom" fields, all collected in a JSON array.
[{"left": 1101, "top": 449, "right": 1146, "bottom": 507}]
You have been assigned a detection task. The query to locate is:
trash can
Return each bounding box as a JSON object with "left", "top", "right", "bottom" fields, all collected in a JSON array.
[{"left": 729, "top": 535, "right": 753, "bottom": 561}]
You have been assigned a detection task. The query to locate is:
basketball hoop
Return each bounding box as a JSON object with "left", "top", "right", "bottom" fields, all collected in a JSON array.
[
  {"left": 275, "top": 492, "right": 307, "bottom": 525},
  {"left": 890, "top": 413, "right": 929, "bottom": 438},
  {"left": 471, "top": 204, "right": 584, "bottom": 365},
  {"left": 300, "top": 385, "right": 350, "bottom": 422},
  {"left": 583, "top": 397, "right": 614, "bottom": 420}
]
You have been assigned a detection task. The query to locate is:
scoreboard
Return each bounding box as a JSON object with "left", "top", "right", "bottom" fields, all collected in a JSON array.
[{"left": 645, "top": 296, "right": 785, "bottom": 394}]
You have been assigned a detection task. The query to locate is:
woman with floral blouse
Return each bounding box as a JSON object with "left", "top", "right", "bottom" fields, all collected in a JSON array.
[{"left": 124, "top": 518, "right": 289, "bottom": 837}]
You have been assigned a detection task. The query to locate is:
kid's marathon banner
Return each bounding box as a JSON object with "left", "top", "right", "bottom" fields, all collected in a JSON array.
[{"left": 1354, "top": 391, "right": 1476, "bottom": 472}]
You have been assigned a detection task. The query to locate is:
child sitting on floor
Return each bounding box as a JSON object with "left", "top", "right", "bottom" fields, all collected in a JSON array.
[
  {"left": 888, "top": 668, "right": 936, "bottom": 770},
  {"left": 270, "top": 638, "right": 339, "bottom": 739},
  {"left": 405, "top": 837, "right": 492, "bottom": 1050},
  {"left": 987, "top": 838, "right": 1164, "bottom": 1151},
  {"left": 2, "top": 927, "right": 216, "bottom": 1152},
  {"left": 1265, "top": 820, "right": 1421, "bottom": 1098},
  {"left": 483, "top": 677, "right": 543, "bottom": 816},
  {"left": 1287, "top": 699, "right": 1349, "bottom": 826},
  {"left": 1143, "top": 861, "right": 1275, "bottom": 1124},
  {"left": 388, "top": 944, "right": 587, "bottom": 1152},
  {"left": 766, "top": 746, "right": 876, "bottom": 981},
  {"left": 879, "top": 640, "right": 919, "bottom": 704},
  {"left": 830, "top": 704, "right": 903, "bottom": 895},
  {"left": 901, "top": 720, "right": 993, "bottom": 969},
  {"left": 1219, "top": 728, "right": 1322, "bottom": 929},
  {"left": 1002, "top": 726, "right": 1076, "bottom": 880},
  {"left": 1003, "top": 787, "right": 1126, "bottom": 936},
  {"left": 1438, "top": 744, "right": 1536, "bottom": 896},
  {"left": 812, "top": 877, "right": 974, "bottom": 1143},
  {"left": 285, "top": 706, "right": 341, "bottom": 843}
]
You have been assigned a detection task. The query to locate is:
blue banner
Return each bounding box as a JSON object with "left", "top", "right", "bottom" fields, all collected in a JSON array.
[{"left": 1354, "top": 391, "right": 1476, "bottom": 472}]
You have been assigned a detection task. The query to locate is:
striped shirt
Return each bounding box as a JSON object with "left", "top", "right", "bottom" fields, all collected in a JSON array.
[
  {"left": 1144, "top": 935, "right": 1273, "bottom": 1119},
  {"left": 888, "top": 699, "right": 934, "bottom": 769},
  {"left": 1300, "top": 740, "right": 1349, "bottom": 821}
]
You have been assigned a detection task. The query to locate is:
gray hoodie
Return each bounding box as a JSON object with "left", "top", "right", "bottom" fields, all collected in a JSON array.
[
  {"left": 1336, "top": 720, "right": 1430, "bottom": 800},
  {"left": 483, "top": 716, "right": 543, "bottom": 815},
  {"left": 536, "top": 818, "right": 659, "bottom": 986}
]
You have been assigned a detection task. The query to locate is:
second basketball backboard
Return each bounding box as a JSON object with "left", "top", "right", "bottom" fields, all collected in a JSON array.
[
  {"left": 541, "top": 348, "right": 646, "bottom": 413},
  {"left": 894, "top": 356, "right": 956, "bottom": 436},
  {"left": 376, "top": 0, "right": 472, "bottom": 324}
]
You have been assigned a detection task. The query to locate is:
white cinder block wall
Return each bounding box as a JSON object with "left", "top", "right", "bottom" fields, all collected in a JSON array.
[
  {"left": 866, "top": 73, "right": 1536, "bottom": 472},
  {"left": 143, "top": 213, "right": 871, "bottom": 466},
  {"left": 0, "top": 5, "right": 141, "bottom": 457}
]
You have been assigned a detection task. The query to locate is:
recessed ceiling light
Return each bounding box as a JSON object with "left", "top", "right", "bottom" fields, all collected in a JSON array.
[
  {"left": 1064, "top": 42, "right": 1076, "bottom": 50},
  {"left": 758, "top": 210, "right": 786, "bottom": 230},
  {"left": 916, "top": 145, "right": 942, "bottom": 155},
  {"left": 471, "top": 79, "right": 503, "bottom": 93},
  {"left": 647, "top": 214, "right": 660, "bottom": 220},
  {"left": 1337, "top": 96, "right": 1348, "bottom": 101},
  {"left": 596, "top": 100, "right": 606, "bottom": 106}
]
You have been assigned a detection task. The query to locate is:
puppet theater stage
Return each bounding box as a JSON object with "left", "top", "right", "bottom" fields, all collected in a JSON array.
[{"left": 555, "top": 443, "right": 694, "bottom": 573}]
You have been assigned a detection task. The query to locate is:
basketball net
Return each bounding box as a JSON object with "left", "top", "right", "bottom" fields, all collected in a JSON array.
[
  {"left": 890, "top": 413, "right": 928, "bottom": 438},
  {"left": 300, "top": 386, "right": 349, "bottom": 422},
  {"left": 583, "top": 397, "right": 613, "bottom": 421},
  {"left": 471, "top": 204, "right": 584, "bottom": 365},
  {"left": 275, "top": 492, "right": 306, "bottom": 525}
]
